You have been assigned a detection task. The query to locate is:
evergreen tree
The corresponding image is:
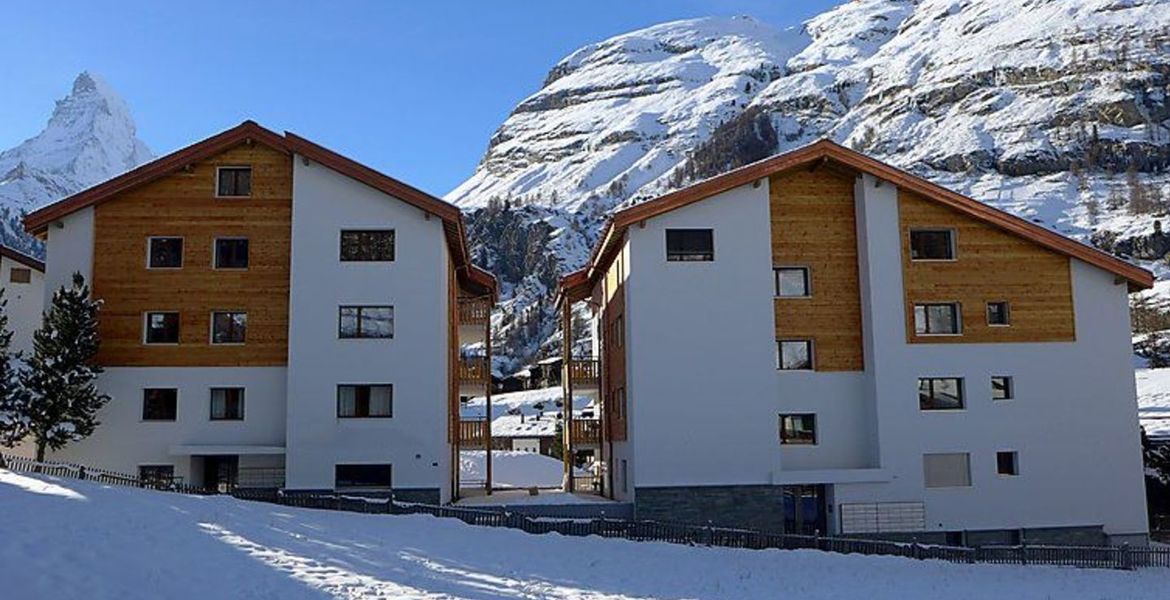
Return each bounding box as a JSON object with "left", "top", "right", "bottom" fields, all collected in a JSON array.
[
  {"left": 17, "top": 273, "right": 109, "bottom": 461},
  {"left": 0, "top": 289, "right": 32, "bottom": 455}
]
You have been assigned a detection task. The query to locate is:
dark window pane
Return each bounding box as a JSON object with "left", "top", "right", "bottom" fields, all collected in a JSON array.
[
  {"left": 145, "top": 312, "right": 180, "bottom": 344},
  {"left": 138, "top": 465, "right": 175, "bottom": 485},
  {"left": 9, "top": 268, "right": 31, "bottom": 283},
  {"left": 987, "top": 302, "right": 1010, "bottom": 325},
  {"left": 341, "top": 230, "right": 395, "bottom": 262},
  {"left": 775, "top": 267, "right": 809, "bottom": 297},
  {"left": 919, "top": 377, "right": 964, "bottom": 410},
  {"left": 666, "top": 229, "right": 714, "bottom": 261},
  {"left": 335, "top": 464, "right": 392, "bottom": 489},
  {"left": 217, "top": 167, "right": 252, "bottom": 197},
  {"left": 991, "top": 376, "right": 1013, "bottom": 400},
  {"left": 210, "top": 388, "right": 244, "bottom": 420},
  {"left": 780, "top": 414, "right": 816, "bottom": 445},
  {"left": 337, "top": 385, "right": 393, "bottom": 418},
  {"left": 215, "top": 238, "right": 249, "bottom": 269},
  {"left": 212, "top": 312, "right": 247, "bottom": 344},
  {"left": 910, "top": 230, "right": 954, "bottom": 260},
  {"left": 778, "top": 340, "right": 813, "bottom": 370},
  {"left": 148, "top": 237, "right": 183, "bottom": 268},
  {"left": 997, "top": 451, "right": 1019, "bottom": 476},
  {"left": 339, "top": 306, "right": 393, "bottom": 338},
  {"left": 143, "top": 388, "right": 178, "bottom": 421}
]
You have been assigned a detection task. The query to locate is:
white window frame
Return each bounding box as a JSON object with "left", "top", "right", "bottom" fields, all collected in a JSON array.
[
  {"left": 146, "top": 236, "right": 184, "bottom": 270},
  {"left": 774, "top": 266, "right": 811, "bottom": 298},
  {"left": 209, "top": 310, "right": 248, "bottom": 345},
  {"left": 214, "top": 165, "right": 253, "bottom": 199}
]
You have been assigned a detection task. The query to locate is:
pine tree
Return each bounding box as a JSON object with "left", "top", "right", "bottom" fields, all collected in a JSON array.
[
  {"left": 0, "top": 289, "right": 32, "bottom": 455},
  {"left": 18, "top": 273, "right": 109, "bottom": 461}
]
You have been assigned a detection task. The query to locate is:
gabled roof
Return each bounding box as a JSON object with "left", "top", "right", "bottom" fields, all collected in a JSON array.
[
  {"left": 559, "top": 139, "right": 1153, "bottom": 304},
  {"left": 23, "top": 121, "right": 495, "bottom": 298},
  {"left": 0, "top": 246, "right": 45, "bottom": 273}
]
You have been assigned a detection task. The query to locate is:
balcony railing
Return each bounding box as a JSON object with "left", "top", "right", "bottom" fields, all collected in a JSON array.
[
  {"left": 570, "top": 418, "right": 601, "bottom": 445},
  {"left": 459, "top": 298, "right": 492, "bottom": 326},
  {"left": 459, "top": 419, "right": 488, "bottom": 447},
  {"left": 568, "top": 359, "right": 600, "bottom": 387},
  {"left": 459, "top": 357, "right": 490, "bottom": 387}
]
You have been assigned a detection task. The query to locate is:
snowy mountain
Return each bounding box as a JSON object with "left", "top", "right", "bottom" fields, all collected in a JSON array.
[
  {"left": 449, "top": 2, "right": 1170, "bottom": 370},
  {"left": 0, "top": 72, "right": 152, "bottom": 255}
]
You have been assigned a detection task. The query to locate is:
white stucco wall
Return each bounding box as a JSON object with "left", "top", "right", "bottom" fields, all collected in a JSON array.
[
  {"left": 0, "top": 257, "right": 45, "bottom": 356},
  {"left": 284, "top": 157, "right": 451, "bottom": 500},
  {"left": 41, "top": 206, "right": 94, "bottom": 301}
]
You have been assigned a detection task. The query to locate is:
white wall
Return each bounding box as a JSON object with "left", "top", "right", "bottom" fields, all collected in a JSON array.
[
  {"left": 0, "top": 257, "right": 45, "bottom": 356},
  {"left": 42, "top": 206, "right": 94, "bottom": 301},
  {"left": 285, "top": 157, "right": 451, "bottom": 500}
]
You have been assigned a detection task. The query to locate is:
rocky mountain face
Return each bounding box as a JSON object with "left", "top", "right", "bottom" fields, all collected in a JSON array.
[
  {"left": 449, "top": 1, "right": 1170, "bottom": 372},
  {"left": 0, "top": 72, "right": 152, "bottom": 255}
]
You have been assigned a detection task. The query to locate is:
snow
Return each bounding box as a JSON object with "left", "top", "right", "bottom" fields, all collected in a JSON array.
[
  {"left": 2, "top": 469, "right": 1169, "bottom": 599},
  {"left": 456, "top": 488, "right": 611, "bottom": 506},
  {"left": 460, "top": 450, "right": 585, "bottom": 489},
  {"left": 1137, "top": 367, "right": 1170, "bottom": 440}
]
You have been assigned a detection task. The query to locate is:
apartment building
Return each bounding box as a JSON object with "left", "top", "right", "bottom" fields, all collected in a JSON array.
[
  {"left": 23, "top": 121, "right": 495, "bottom": 503},
  {"left": 0, "top": 246, "right": 45, "bottom": 356},
  {"left": 557, "top": 140, "right": 1153, "bottom": 545}
]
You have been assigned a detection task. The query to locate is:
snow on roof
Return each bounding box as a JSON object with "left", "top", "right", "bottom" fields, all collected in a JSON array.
[{"left": 491, "top": 413, "right": 559, "bottom": 438}]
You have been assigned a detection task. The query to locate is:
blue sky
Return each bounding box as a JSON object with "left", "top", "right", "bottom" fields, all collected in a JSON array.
[{"left": 1, "top": 0, "right": 839, "bottom": 196}]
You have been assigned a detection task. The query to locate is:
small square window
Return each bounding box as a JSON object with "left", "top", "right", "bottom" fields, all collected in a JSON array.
[
  {"left": 914, "top": 303, "right": 961, "bottom": 335},
  {"left": 337, "top": 384, "right": 393, "bottom": 418},
  {"left": 211, "top": 311, "right": 247, "bottom": 344},
  {"left": 779, "top": 414, "right": 816, "bottom": 445},
  {"left": 9, "top": 268, "right": 31, "bottom": 284},
  {"left": 138, "top": 465, "right": 175, "bottom": 485},
  {"left": 339, "top": 306, "right": 394, "bottom": 339},
  {"left": 778, "top": 340, "right": 813, "bottom": 371},
  {"left": 919, "top": 377, "right": 965, "bottom": 410},
  {"left": 775, "top": 267, "right": 810, "bottom": 297},
  {"left": 665, "top": 229, "right": 714, "bottom": 262},
  {"left": 909, "top": 229, "right": 955, "bottom": 260},
  {"left": 143, "top": 388, "right": 178, "bottom": 421},
  {"left": 145, "top": 312, "right": 180, "bottom": 344},
  {"left": 987, "top": 301, "right": 1010, "bottom": 326},
  {"left": 991, "top": 376, "right": 1014, "bottom": 400},
  {"left": 210, "top": 388, "right": 245, "bottom": 421},
  {"left": 148, "top": 237, "right": 183, "bottom": 269},
  {"left": 997, "top": 451, "right": 1019, "bottom": 476},
  {"left": 214, "top": 238, "right": 249, "bottom": 269},
  {"left": 341, "top": 230, "right": 395, "bottom": 262},
  {"left": 216, "top": 167, "right": 252, "bottom": 197}
]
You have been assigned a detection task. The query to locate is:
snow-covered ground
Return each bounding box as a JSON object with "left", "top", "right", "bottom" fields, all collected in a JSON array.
[
  {"left": 460, "top": 450, "right": 586, "bottom": 489},
  {"left": 1137, "top": 367, "right": 1170, "bottom": 440},
  {"left": 2, "top": 469, "right": 1168, "bottom": 599}
]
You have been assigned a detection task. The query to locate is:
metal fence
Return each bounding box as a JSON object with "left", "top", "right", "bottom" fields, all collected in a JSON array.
[{"left": 4, "top": 453, "right": 1169, "bottom": 571}]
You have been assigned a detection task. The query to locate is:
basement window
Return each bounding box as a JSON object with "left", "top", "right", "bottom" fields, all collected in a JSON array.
[
  {"left": 665, "top": 229, "right": 714, "bottom": 262},
  {"left": 335, "top": 464, "right": 392, "bottom": 490},
  {"left": 216, "top": 166, "right": 252, "bottom": 197}
]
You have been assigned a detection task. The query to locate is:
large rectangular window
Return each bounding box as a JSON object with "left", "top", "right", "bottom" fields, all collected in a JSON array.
[
  {"left": 144, "top": 312, "right": 180, "bottom": 344},
  {"left": 778, "top": 340, "right": 814, "bottom": 371},
  {"left": 143, "top": 388, "right": 178, "bottom": 421},
  {"left": 148, "top": 237, "right": 183, "bottom": 269},
  {"left": 909, "top": 229, "right": 955, "bottom": 260},
  {"left": 211, "top": 311, "right": 247, "bottom": 344},
  {"left": 665, "top": 229, "right": 714, "bottom": 262},
  {"left": 913, "top": 303, "right": 961, "bottom": 335},
  {"left": 337, "top": 384, "right": 393, "bottom": 418},
  {"left": 339, "top": 306, "right": 394, "bottom": 339},
  {"left": 919, "top": 377, "right": 965, "bottom": 410},
  {"left": 210, "top": 388, "right": 245, "bottom": 421},
  {"left": 779, "top": 414, "right": 817, "bottom": 445},
  {"left": 923, "top": 453, "right": 971, "bottom": 488},
  {"left": 340, "top": 230, "right": 395, "bottom": 262},
  {"left": 335, "top": 464, "right": 392, "bottom": 489},
  {"left": 216, "top": 166, "right": 252, "bottom": 197},
  {"left": 214, "top": 238, "right": 249, "bottom": 269},
  {"left": 774, "top": 266, "right": 810, "bottom": 297}
]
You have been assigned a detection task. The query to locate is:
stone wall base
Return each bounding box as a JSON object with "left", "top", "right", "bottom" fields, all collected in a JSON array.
[{"left": 634, "top": 485, "right": 787, "bottom": 531}]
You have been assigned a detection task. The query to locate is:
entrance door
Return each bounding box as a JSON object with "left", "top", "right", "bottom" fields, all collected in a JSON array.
[
  {"left": 783, "top": 485, "right": 828, "bottom": 535},
  {"left": 202, "top": 455, "right": 239, "bottom": 493}
]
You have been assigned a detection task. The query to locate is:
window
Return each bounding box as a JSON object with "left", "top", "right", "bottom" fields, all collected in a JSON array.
[
  {"left": 778, "top": 340, "right": 814, "bottom": 371},
  {"left": 216, "top": 166, "right": 252, "bottom": 197},
  {"left": 147, "top": 237, "right": 183, "bottom": 269},
  {"left": 924, "top": 453, "right": 971, "bottom": 488},
  {"left": 909, "top": 229, "right": 955, "bottom": 260},
  {"left": 991, "top": 376, "right": 1014, "bottom": 401},
  {"left": 142, "top": 388, "right": 178, "bottom": 421},
  {"left": 211, "top": 311, "right": 247, "bottom": 344},
  {"left": 9, "top": 268, "right": 31, "bottom": 283},
  {"left": 913, "top": 303, "right": 961, "bottom": 335},
  {"left": 774, "top": 267, "right": 810, "bottom": 297},
  {"left": 986, "top": 301, "right": 1010, "bottom": 326},
  {"left": 340, "top": 230, "right": 395, "bottom": 262},
  {"left": 919, "top": 377, "right": 965, "bottom": 410},
  {"left": 997, "top": 451, "right": 1019, "bottom": 476},
  {"left": 779, "top": 414, "right": 817, "bottom": 445},
  {"left": 138, "top": 465, "right": 175, "bottom": 485},
  {"left": 210, "top": 388, "right": 245, "bottom": 421},
  {"left": 145, "top": 312, "right": 180, "bottom": 344},
  {"left": 214, "top": 238, "right": 249, "bottom": 269},
  {"left": 339, "top": 306, "right": 394, "bottom": 339},
  {"left": 337, "top": 384, "right": 393, "bottom": 418},
  {"left": 335, "top": 464, "right": 392, "bottom": 489},
  {"left": 665, "top": 229, "right": 714, "bottom": 261}
]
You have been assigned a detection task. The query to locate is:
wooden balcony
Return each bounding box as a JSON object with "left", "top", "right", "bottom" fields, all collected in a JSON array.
[
  {"left": 458, "top": 357, "right": 490, "bottom": 387},
  {"left": 459, "top": 419, "right": 488, "bottom": 447},
  {"left": 570, "top": 418, "right": 601, "bottom": 445},
  {"left": 458, "top": 298, "right": 492, "bottom": 327},
  {"left": 568, "top": 359, "right": 600, "bottom": 388}
]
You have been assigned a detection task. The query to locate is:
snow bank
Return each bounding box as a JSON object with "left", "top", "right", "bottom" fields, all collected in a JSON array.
[{"left": 460, "top": 450, "right": 584, "bottom": 488}]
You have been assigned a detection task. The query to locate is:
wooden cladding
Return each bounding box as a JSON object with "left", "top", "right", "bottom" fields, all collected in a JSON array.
[
  {"left": 769, "top": 169, "right": 864, "bottom": 371},
  {"left": 568, "top": 359, "right": 600, "bottom": 388},
  {"left": 570, "top": 419, "right": 602, "bottom": 445},
  {"left": 899, "top": 190, "right": 1075, "bottom": 344},
  {"left": 92, "top": 143, "right": 292, "bottom": 366}
]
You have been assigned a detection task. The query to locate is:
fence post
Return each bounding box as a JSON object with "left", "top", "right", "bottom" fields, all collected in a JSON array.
[
  {"left": 78, "top": 466, "right": 87, "bottom": 481},
  {"left": 1019, "top": 543, "right": 1027, "bottom": 566},
  {"left": 911, "top": 542, "right": 921, "bottom": 561}
]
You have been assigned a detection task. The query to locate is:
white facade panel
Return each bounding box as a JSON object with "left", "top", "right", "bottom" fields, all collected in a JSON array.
[
  {"left": 42, "top": 206, "right": 94, "bottom": 302},
  {"left": 0, "top": 256, "right": 45, "bottom": 356}
]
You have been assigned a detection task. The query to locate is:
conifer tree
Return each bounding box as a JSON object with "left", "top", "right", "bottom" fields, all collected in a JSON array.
[{"left": 0, "top": 289, "right": 32, "bottom": 456}]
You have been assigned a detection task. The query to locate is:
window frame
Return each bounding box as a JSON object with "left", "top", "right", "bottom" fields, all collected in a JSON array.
[
  {"left": 986, "top": 301, "right": 1011, "bottom": 327},
  {"left": 209, "top": 387, "right": 245, "bottom": 421},
  {"left": 146, "top": 236, "right": 184, "bottom": 270},
  {"left": 996, "top": 451, "right": 1020, "bottom": 476},
  {"left": 777, "top": 339, "right": 815, "bottom": 371},
  {"left": 143, "top": 311, "right": 181, "bottom": 345},
  {"left": 918, "top": 377, "right": 966, "bottom": 411},
  {"left": 340, "top": 229, "right": 396, "bottom": 262},
  {"left": 213, "top": 237, "right": 250, "bottom": 270},
  {"left": 913, "top": 302, "right": 963, "bottom": 336},
  {"left": 909, "top": 228, "right": 957, "bottom": 261},
  {"left": 138, "top": 464, "right": 176, "bottom": 485},
  {"left": 334, "top": 463, "right": 393, "bottom": 490},
  {"left": 209, "top": 310, "right": 248, "bottom": 345},
  {"left": 338, "top": 305, "right": 395, "bottom": 339},
  {"left": 142, "top": 388, "right": 179, "bottom": 422},
  {"left": 774, "top": 266, "right": 811, "bottom": 298},
  {"left": 215, "top": 166, "right": 253, "bottom": 198},
  {"left": 923, "top": 452, "right": 972, "bottom": 488},
  {"left": 779, "top": 413, "right": 817, "bottom": 445},
  {"left": 664, "top": 228, "right": 715, "bottom": 262},
  {"left": 991, "top": 376, "right": 1014, "bottom": 401},
  {"left": 336, "top": 384, "right": 394, "bottom": 419},
  {"left": 9, "top": 267, "right": 31, "bottom": 284}
]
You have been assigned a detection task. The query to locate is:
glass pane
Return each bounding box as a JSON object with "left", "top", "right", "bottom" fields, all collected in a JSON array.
[
  {"left": 339, "top": 308, "right": 360, "bottom": 338},
  {"left": 147, "top": 313, "right": 178, "bottom": 343},
  {"left": 211, "top": 389, "right": 225, "bottom": 418},
  {"left": 370, "top": 386, "right": 392, "bottom": 416},
  {"left": 215, "top": 239, "right": 249, "bottom": 269},
  {"left": 913, "top": 305, "right": 927, "bottom": 334},
  {"left": 213, "top": 312, "right": 246, "bottom": 344},
  {"left": 910, "top": 230, "right": 953, "bottom": 260},
  {"left": 779, "top": 341, "right": 811, "bottom": 370},
  {"left": 149, "top": 238, "right": 183, "bottom": 268},
  {"left": 341, "top": 230, "right": 395, "bottom": 261},
  {"left": 361, "top": 307, "right": 394, "bottom": 338},
  {"left": 926, "top": 305, "right": 957, "bottom": 334},
  {"left": 338, "top": 386, "right": 357, "bottom": 417},
  {"left": 918, "top": 379, "right": 933, "bottom": 409},
  {"left": 666, "top": 229, "right": 714, "bottom": 261},
  {"left": 992, "top": 377, "right": 1010, "bottom": 400},
  {"left": 777, "top": 268, "right": 808, "bottom": 297},
  {"left": 934, "top": 378, "right": 963, "bottom": 409}
]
